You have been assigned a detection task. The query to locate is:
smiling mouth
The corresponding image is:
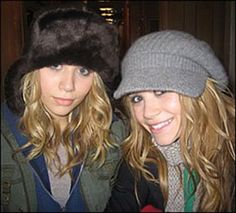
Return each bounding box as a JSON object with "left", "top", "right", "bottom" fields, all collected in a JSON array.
[
  {"left": 54, "top": 97, "right": 74, "bottom": 106},
  {"left": 149, "top": 118, "right": 173, "bottom": 132}
]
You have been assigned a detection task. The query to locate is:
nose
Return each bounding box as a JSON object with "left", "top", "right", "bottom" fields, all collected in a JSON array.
[
  {"left": 143, "top": 97, "right": 161, "bottom": 119},
  {"left": 59, "top": 69, "right": 75, "bottom": 92}
]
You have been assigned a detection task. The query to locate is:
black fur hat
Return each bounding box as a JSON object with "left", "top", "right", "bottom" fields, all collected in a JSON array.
[{"left": 5, "top": 7, "right": 119, "bottom": 115}]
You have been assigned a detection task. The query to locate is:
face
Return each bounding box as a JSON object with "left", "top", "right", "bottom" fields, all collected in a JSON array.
[
  {"left": 129, "top": 91, "right": 181, "bottom": 146},
  {"left": 39, "top": 64, "right": 94, "bottom": 124}
]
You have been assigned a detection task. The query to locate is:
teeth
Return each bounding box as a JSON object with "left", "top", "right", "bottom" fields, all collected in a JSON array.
[{"left": 151, "top": 118, "right": 172, "bottom": 130}]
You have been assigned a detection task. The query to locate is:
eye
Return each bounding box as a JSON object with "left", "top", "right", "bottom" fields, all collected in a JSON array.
[
  {"left": 154, "top": 90, "right": 166, "bottom": 96},
  {"left": 78, "top": 67, "right": 90, "bottom": 76},
  {"left": 130, "top": 95, "right": 143, "bottom": 103},
  {"left": 49, "top": 64, "right": 62, "bottom": 70}
]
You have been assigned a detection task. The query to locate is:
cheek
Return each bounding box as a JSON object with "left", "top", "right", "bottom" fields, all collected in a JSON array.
[
  {"left": 132, "top": 106, "right": 144, "bottom": 123},
  {"left": 40, "top": 79, "right": 53, "bottom": 98},
  {"left": 84, "top": 81, "right": 93, "bottom": 93},
  {"left": 74, "top": 78, "right": 93, "bottom": 99},
  {"left": 171, "top": 99, "right": 181, "bottom": 115},
  {"left": 167, "top": 96, "right": 182, "bottom": 134},
  {"left": 166, "top": 94, "right": 181, "bottom": 115},
  {"left": 78, "top": 80, "right": 93, "bottom": 93},
  {"left": 39, "top": 70, "right": 54, "bottom": 94},
  {"left": 132, "top": 106, "right": 151, "bottom": 133}
]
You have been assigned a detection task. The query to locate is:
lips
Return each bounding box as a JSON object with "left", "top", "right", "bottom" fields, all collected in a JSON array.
[
  {"left": 54, "top": 97, "right": 74, "bottom": 106},
  {"left": 148, "top": 118, "right": 173, "bottom": 133}
]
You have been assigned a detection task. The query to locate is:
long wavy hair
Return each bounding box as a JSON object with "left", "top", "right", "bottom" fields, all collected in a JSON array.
[
  {"left": 122, "top": 78, "right": 235, "bottom": 212},
  {"left": 18, "top": 70, "right": 115, "bottom": 176}
]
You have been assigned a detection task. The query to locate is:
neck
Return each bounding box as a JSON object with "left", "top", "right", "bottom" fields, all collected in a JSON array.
[
  {"left": 153, "top": 138, "right": 183, "bottom": 166},
  {"left": 53, "top": 116, "right": 68, "bottom": 132}
]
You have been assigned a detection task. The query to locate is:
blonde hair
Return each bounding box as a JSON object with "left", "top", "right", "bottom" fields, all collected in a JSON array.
[
  {"left": 122, "top": 78, "right": 235, "bottom": 211},
  {"left": 19, "top": 70, "right": 115, "bottom": 176}
]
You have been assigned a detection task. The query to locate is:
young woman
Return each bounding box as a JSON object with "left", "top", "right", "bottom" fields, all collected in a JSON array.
[
  {"left": 105, "top": 30, "right": 235, "bottom": 212},
  {"left": 1, "top": 7, "right": 125, "bottom": 212}
]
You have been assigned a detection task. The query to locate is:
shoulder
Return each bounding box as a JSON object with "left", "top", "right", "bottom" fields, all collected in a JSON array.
[
  {"left": 106, "top": 159, "right": 164, "bottom": 211},
  {"left": 1, "top": 108, "right": 17, "bottom": 152},
  {"left": 116, "top": 160, "right": 159, "bottom": 183},
  {"left": 110, "top": 113, "right": 128, "bottom": 144},
  {"left": 116, "top": 160, "right": 164, "bottom": 208},
  {"left": 1, "top": 106, "right": 37, "bottom": 212},
  {"left": 1, "top": 103, "right": 22, "bottom": 153}
]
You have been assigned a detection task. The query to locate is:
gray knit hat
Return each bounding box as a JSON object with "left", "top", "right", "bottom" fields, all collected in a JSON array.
[{"left": 114, "top": 30, "right": 228, "bottom": 99}]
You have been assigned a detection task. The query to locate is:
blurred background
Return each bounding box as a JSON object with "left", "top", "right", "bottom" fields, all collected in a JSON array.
[{"left": 1, "top": 0, "right": 235, "bottom": 101}]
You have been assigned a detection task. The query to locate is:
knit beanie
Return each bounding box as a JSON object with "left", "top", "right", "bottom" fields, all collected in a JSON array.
[
  {"left": 114, "top": 30, "right": 228, "bottom": 99},
  {"left": 5, "top": 7, "right": 119, "bottom": 115}
]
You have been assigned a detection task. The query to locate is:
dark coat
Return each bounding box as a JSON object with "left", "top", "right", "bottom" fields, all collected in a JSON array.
[{"left": 104, "top": 160, "right": 164, "bottom": 212}]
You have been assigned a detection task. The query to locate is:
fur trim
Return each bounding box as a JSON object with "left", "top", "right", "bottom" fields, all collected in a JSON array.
[{"left": 5, "top": 8, "right": 119, "bottom": 115}]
